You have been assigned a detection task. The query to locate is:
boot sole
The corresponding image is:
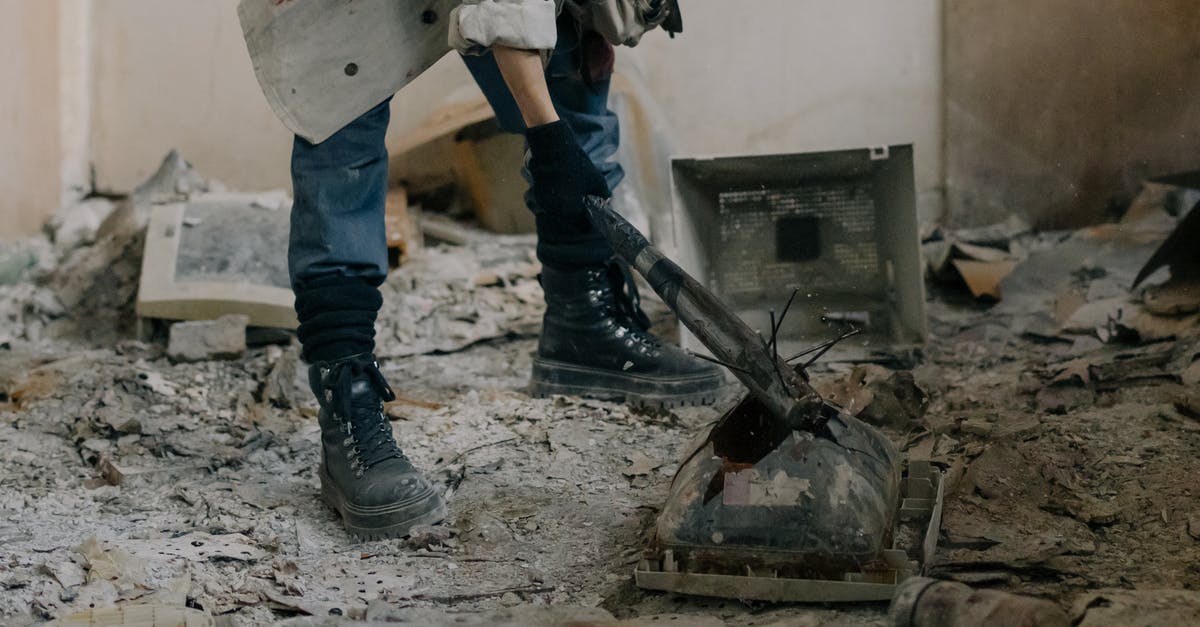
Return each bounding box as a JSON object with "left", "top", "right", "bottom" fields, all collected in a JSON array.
[
  {"left": 319, "top": 466, "right": 448, "bottom": 541},
  {"left": 529, "top": 357, "right": 728, "bottom": 409}
]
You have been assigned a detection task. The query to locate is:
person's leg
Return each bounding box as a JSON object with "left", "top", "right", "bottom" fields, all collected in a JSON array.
[
  {"left": 289, "top": 99, "right": 445, "bottom": 539},
  {"left": 542, "top": 23, "right": 623, "bottom": 196},
  {"left": 463, "top": 20, "right": 726, "bottom": 408},
  {"left": 462, "top": 21, "right": 622, "bottom": 185},
  {"left": 462, "top": 15, "right": 619, "bottom": 269},
  {"left": 289, "top": 99, "right": 391, "bottom": 362}
]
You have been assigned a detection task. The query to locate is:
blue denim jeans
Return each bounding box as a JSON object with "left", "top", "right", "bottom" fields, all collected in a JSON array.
[{"left": 288, "top": 17, "right": 623, "bottom": 293}]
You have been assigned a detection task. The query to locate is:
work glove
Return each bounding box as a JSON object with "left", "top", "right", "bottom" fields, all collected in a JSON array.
[
  {"left": 524, "top": 120, "right": 615, "bottom": 268},
  {"left": 525, "top": 120, "right": 612, "bottom": 230}
]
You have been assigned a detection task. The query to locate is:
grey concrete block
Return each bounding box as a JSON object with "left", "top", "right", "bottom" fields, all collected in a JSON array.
[{"left": 167, "top": 314, "right": 249, "bottom": 363}]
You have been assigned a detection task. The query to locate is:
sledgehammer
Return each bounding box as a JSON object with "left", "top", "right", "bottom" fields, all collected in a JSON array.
[{"left": 584, "top": 196, "right": 827, "bottom": 433}]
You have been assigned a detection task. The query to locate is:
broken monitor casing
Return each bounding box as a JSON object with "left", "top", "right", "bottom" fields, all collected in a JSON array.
[
  {"left": 635, "top": 395, "right": 944, "bottom": 603},
  {"left": 137, "top": 192, "right": 298, "bottom": 330},
  {"left": 668, "top": 145, "right": 926, "bottom": 360}
]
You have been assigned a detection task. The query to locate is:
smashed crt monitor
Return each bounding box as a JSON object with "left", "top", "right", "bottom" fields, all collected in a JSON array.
[
  {"left": 659, "top": 398, "right": 901, "bottom": 572},
  {"left": 669, "top": 146, "right": 925, "bottom": 357},
  {"left": 636, "top": 395, "right": 943, "bottom": 603},
  {"left": 137, "top": 192, "right": 298, "bottom": 329}
]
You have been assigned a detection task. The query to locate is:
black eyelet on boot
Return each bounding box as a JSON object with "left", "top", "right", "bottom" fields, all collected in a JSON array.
[
  {"left": 309, "top": 353, "right": 446, "bottom": 539},
  {"left": 530, "top": 259, "right": 728, "bottom": 408}
]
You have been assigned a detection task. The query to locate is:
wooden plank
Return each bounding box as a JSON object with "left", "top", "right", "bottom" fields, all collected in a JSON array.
[
  {"left": 388, "top": 97, "right": 495, "bottom": 198},
  {"left": 385, "top": 187, "right": 411, "bottom": 250},
  {"left": 239, "top": 0, "right": 458, "bottom": 144},
  {"left": 390, "top": 98, "right": 496, "bottom": 156},
  {"left": 385, "top": 187, "right": 422, "bottom": 265},
  {"left": 448, "top": 133, "right": 533, "bottom": 235},
  {"left": 471, "top": 132, "right": 534, "bottom": 234},
  {"left": 451, "top": 138, "right": 494, "bottom": 229},
  {"left": 633, "top": 570, "right": 897, "bottom": 603},
  {"left": 49, "top": 604, "right": 213, "bottom": 627},
  {"left": 137, "top": 287, "right": 297, "bottom": 330}
]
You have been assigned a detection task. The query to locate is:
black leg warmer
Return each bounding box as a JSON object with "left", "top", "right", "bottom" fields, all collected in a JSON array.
[
  {"left": 525, "top": 120, "right": 615, "bottom": 270},
  {"left": 294, "top": 277, "right": 383, "bottom": 363}
]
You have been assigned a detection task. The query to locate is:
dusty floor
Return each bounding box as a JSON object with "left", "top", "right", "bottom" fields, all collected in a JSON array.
[
  {"left": 0, "top": 326, "right": 885, "bottom": 625},
  {"left": 3, "top": 178, "right": 1200, "bottom": 625},
  {"left": 0, "top": 203, "right": 885, "bottom": 625}
]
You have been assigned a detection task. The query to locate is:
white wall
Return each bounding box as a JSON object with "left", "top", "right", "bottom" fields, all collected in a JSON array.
[
  {"left": 88, "top": 1, "right": 943, "bottom": 220},
  {"left": 90, "top": 1, "right": 293, "bottom": 193},
  {"left": 0, "top": 1, "right": 61, "bottom": 237},
  {"left": 59, "top": 0, "right": 93, "bottom": 205},
  {"left": 626, "top": 0, "right": 943, "bottom": 220}
]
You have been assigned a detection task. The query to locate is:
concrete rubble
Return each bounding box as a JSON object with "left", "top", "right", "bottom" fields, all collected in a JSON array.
[
  {"left": 889, "top": 576, "right": 1069, "bottom": 626},
  {"left": 374, "top": 227, "right": 544, "bottom": 359},
  {"left": 45, "top": 197, "right": 118, "bottom": 255},
  {"left": 168, "top": 314, "right": 250, "bottom": 363},
  {"left": 1, "top": 157, "right": 1200, "bottom": 625}
]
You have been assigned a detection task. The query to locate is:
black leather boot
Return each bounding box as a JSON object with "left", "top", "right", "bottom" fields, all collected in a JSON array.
[
  {"left": 309, "top": 353, "right": 446, "bottom": 539},
  {"left": 531, "top": 260, "right": 727, "bottom": 408}
]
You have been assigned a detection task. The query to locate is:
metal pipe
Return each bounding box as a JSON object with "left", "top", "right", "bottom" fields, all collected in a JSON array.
[{"left": 584, "top": 196, "right": 826, "bottom": 432}]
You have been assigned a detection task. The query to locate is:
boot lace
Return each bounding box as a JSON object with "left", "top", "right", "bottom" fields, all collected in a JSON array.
[
  {"left": 325, "top": 355, "right": 405, "bottom": 470},
  {"left": 604, "top": 259, "right": 661, "bottom": 349}
]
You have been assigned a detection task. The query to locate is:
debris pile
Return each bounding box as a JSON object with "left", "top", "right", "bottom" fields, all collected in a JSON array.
[
  {"left": 375, "top": 223, "right": 544, "bottom": 359},
  {"left": 0, "top": 153, "right": 732, "bottom": 625},
  {"left": 0, "top": 151, "right": 215, "bottom": 347},
  {"left": 3, "top": 156, "right": 1200, "bottom": 625},
  {"left": 167, "top": 314, "right": 250, "bottom": 362},
  {"left": 925, "top": 179, "right": 1200, "bottom": 349}
]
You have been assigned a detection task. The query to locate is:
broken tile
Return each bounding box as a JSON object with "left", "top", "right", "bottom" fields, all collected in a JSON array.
[
  {"left": 1188, "top": 514, "right": 1200, "bottom": 541},
  {"left": 77, "top": 536, "right": 148, "bottom": 593},
  {"left": 621, "top": 452, "right": 663, "bottom": 477},
  {"left": 406, "top": 525, "right": 454, "bottom": 551},
  {"left": 815, "top": 365, "right": 928, "bottom": 428},
  {"left": 1183, "top": 360, "right": 1200, "bottom": 387},
  {"left": 952, "top": 259, "right": 1018, "bottom": 300},
  {"left": 41, "top": 561, "right": 86, "bottom": 590},
  {"left": 1036, "top": 386, "right": 1092, "bottom": 415},
  {"left": 1142, "top": 278, "right": 1200, "bottom": 315},
  {"left": 1061, "top": 297, "right": 1133, "bottom": 335}
]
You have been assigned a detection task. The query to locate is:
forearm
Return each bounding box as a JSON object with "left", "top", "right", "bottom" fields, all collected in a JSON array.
[{"left": 492, "top": 45, "right": 559, "bottom": 128}]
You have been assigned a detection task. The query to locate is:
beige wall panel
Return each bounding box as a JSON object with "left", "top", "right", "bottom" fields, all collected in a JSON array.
[
  {"left": 91, "top": 0, "right": 293, "bottom": 192},
  {"left": 89, "top": 0, "right": 481, "bottom": 193},
  {"left": 59, "top": 0, "right": 94, "bottom": 204},
  {"left": 0, "top": 0, "right": 61, "bottom": 237},
  {"left": 946, "top": 0, "right": 1200, "bottom": 228},
  {"left": 89, "top": 0, "right": 943, "bottom": 227},
  {"left": 386, "top": 1, "right": 945, "bottom": 222}
]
